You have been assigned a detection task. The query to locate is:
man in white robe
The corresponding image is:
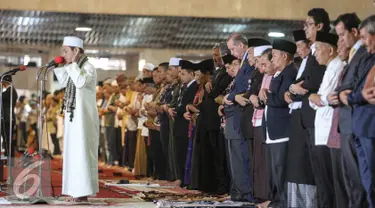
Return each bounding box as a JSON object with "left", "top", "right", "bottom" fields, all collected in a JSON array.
[
  {"left": 53, "top": 36, "right": 99, "bottom": 202},
  {"left": 308, "top": 31, "right": 345, "bottom": 207},
  {"left": 309, "top": 32, "right": 345, "bottom": 145}
]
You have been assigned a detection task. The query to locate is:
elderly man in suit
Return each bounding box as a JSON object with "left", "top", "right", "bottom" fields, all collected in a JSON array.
[{"left": 223, "top": 33, "right": 256, "bottom": 202}]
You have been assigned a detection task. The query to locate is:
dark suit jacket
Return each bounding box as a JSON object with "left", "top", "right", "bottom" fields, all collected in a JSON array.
[
  {"left": 174, "top": 81, "right": 199, "bottom": 137},
  {"left": 227, "top": 54, "right": 254, "bottom": 102},
  {"left": 224, "top": 55, "right": 254, "bottom": 135},
  {"left": 209, "top": 66, "right": 232, "bottom": 99},
  {"left": 265, "top": 63, "right": 297, "bottom": 140},
  {"left": 201, "top": 67, "right": 232, "bottom": 131},
  {"left": 337, "top": 46, "right": 367, "bottom": 134},
  {"left": 2, "top": 86, "right": 18, "bottom": 124},
  {"left": 291, "top": 53, "right": 326, "bottom": 128},
  {"left": 240, "top": 69, "right": 264, "bottom": 139},
  {"left": 347, "top": 53, "right": 375, "bottom": 138}
]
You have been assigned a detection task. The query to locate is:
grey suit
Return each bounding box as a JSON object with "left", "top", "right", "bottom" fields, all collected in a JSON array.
[
  {"left": 337, "top": 46, "right": 368, "bottom": 208},
  {"left": 338, "top": 46, "right": 367, "bottom": 134}
]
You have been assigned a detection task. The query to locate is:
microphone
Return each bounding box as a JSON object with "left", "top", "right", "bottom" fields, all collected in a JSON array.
[
  {"left": 1, "top": 65, "right": 26, "bottom": 77},
  {"left": 45, "top": 56, "right": 65, "bottom": 68}
]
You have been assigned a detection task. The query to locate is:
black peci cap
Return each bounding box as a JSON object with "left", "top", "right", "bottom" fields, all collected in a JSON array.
[
  {"left": 248, "top": 38, "right": 271, "bottom": 47},
  {"left": 293, "top": 29, "right": 307, "bottom": 42},
  {"left": 315, "top": 31, "right": 339, "bottom": 47},
  {"left": 272, "top": 39, "right": 297, "bottom": 54}
]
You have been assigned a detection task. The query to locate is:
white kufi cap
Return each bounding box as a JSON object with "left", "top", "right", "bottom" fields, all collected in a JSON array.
[
  {"left": 63, "top": 36, "right": 84, "bottom": 49},
  {"left": 104, "top": 79, "right": 113, "bottom": 84},
  {"left": 254, "top": 45, "right": 272, "bottom": 57},
  {"left": 169, "top": 57, "right": 181, "bottom": 66},
  {"left": 143, "top": 63, "right": 155, "bottom": 72},
  {"left": 111, "top": 80, "right": 118, "bottom": 87}
]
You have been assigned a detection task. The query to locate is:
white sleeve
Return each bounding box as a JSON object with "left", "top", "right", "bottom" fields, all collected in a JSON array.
[
  {"left": 53, "top": 66, "right": 69, "bottom": 87},
  {"left": 320, "top": 95, "right": 329, "bottom": 106},
  {"left": 318, "top": 68, "right": 342, "bottom": 106},
  {"left": 65, "top": 62, "right": 96, "bottom": 89}
]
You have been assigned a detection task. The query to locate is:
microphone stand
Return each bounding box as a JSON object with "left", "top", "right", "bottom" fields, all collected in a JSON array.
[
  {"left": 27, "top": 66, "right": 52, "bottom": 204},
  {"left": 28, "top": 64, "right": 60, "bottom": 205}
]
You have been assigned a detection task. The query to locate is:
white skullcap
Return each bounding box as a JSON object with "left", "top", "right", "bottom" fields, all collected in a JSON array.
[
  {"left": 111, "top": 80, "right": 118, "bottom": 87},
  {"left": 104, "top": 79, "right": 113, "bottom": 84},
  {"left": 63, "top": 36, "right": 84, "bottom": 49},
  {"left": 169, "top": 57, "right": 181, "bottom": 66},
  {"left": 143, "top": 63, "right": 155, "bottom": 72},
  {"left": 254, "top": 45, "right": 272, "bottom": 57}
]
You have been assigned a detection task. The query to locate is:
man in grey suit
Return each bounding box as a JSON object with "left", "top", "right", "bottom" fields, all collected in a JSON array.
[{"left": 329, "top": 12, "right": 368, "bottom": 208}]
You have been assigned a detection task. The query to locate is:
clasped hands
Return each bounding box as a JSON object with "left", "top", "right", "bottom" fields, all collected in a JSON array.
[{"left": 363, "top": 86, "right": 375, "bottom": 104}]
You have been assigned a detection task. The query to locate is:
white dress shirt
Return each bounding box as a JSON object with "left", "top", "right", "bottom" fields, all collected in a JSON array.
[{"left": 288, "top": 56, "right": 309, "bottom": 112}]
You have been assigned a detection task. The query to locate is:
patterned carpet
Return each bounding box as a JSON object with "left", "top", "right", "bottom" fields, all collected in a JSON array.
[{"left": 0, "top": 156, "right": 269, "bottom": 207}]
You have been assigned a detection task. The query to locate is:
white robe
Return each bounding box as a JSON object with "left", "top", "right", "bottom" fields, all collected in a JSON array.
[
  {"left": 310, "top": 56, "right": 345, "bottom": 146},
  {"left": 54, "top": 61, "right": 99, "bottom": 198}
]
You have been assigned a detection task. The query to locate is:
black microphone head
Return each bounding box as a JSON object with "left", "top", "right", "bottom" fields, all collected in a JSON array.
[
  {"left": 47, "top": 59, "right": 56, "bottom": 67},
  {"left": 3, "top": 75, "right": 12, "bottom": 82}
]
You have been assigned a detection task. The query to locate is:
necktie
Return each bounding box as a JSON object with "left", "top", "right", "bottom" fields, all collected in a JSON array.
[
  {"left": 349, "top": 47, "right": 356, "bottom": 63},
  {"left": 335, "top": 65, "right": 347, "bottom": 90},
  {"left": 328, "top": 64, "right": 348, "bottom": 148},
  {"left": 240, "top": 52, "right": 248, "bottom": 68},
  {"left": 177, "top": 84, "right": 187, "bottom": 106}
]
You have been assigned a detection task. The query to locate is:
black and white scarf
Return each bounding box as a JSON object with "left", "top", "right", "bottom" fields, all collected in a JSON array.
[{"left": 60, "top": 54, "right": 88, "bottom": 122}]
